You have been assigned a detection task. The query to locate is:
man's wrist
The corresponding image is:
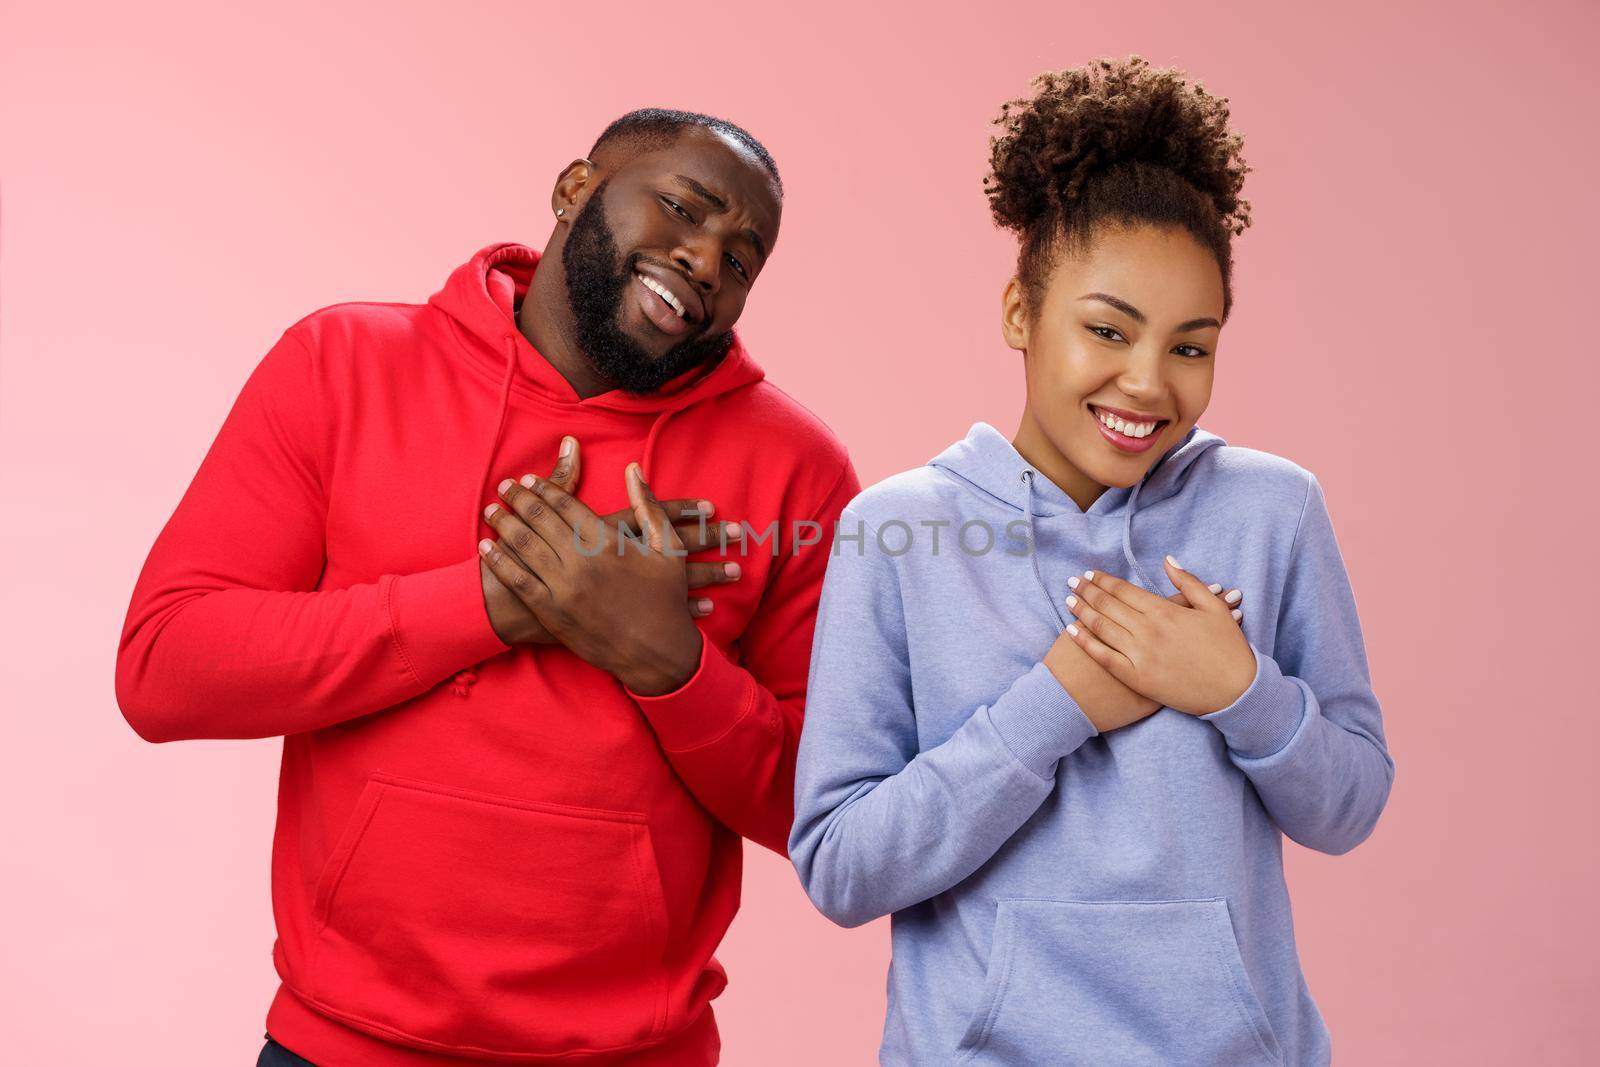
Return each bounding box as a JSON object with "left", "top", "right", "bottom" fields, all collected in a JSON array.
[{"left": 617, "top": 625, "right": 704, "bottom": 696}]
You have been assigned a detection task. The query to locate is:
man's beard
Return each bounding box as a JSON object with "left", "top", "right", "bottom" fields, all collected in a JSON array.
[{"left": 561, "top": 179, "right": 734, "bottom": 394}]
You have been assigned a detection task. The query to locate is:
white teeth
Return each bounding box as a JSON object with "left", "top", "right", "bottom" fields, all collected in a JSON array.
[
  {"left": 637, "top": 273, "right": 687, "bottom": 318},
  {"left": 1095, "top": 407, "right": 1159, "bottom": 438}
]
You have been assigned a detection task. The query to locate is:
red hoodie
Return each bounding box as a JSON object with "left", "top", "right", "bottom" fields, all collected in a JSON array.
[{"left": 115, "top": 243, "right": 860, "bottom": 1065}]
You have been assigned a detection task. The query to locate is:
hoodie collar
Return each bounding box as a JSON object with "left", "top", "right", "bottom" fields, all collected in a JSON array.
[
  {"left": 930, "top": 421, "right": 1224, "bottom": 516},
  {"left": 427, "top": 241, "right": 765, "bottom": 413},
  {"left": 929, "top": 420, "right": 1227, "bottom": 608}
]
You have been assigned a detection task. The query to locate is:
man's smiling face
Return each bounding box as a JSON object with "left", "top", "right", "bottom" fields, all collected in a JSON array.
[{"left": 559, "top": 125, "right": 782, "bottom": 393}]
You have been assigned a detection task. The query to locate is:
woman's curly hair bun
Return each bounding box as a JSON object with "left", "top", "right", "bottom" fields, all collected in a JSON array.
[
  {"left": 987, "top": 54, "right": 1252, "bottom": 237},
  {"left": 985, "top": 55, "right": 1254, "bottom": 318}
]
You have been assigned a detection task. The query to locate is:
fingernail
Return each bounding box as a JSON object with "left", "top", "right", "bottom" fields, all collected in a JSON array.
[
  {"left": 699, "top": 499, "right": 715, "bottom": 517},
  {"left": 1231, "top": 608, "right": 1242, "bottom": 620},
  {"left": 497, "top": 478, "right": 514, "bottom": 495},
  {"left": 1065, "top": 595, "right": 1078, "bottom": 609},
  {"left": 559, "top": 436, "right": 574, "bottom": 457},
  {"left": 723, "top": 523, "right": 743, "bottom": 540},
  {"left": 724, "top": 562, "right": 741, "bottom": 579},
  {"left": 1166, "top": 555, "right": 1182, "bottom": 569},
  {"left": 1224, "top": 589, "right": 1242, "bottom": 605},
  {"left": 1067, "top": 575, "right": 1080, "bottom": 589},
  {"left": 697, "top": 598, "right": 714, "bottom": 612},
  {"left": 478, "top": 538, "right": 495, "bottom": 555},
  {"left": 483, "top": 504, "right": 499, "bottom": 519},
  {"left": 1066, "top": 623, "right": 1079, "bottom": 636},
  {"left": 520, "top": 474, "right": 537, "bottom": 489},
  {"left": 1083, "top": 570, "right": 1095, "bottom": 580},
  {"left": 1207, "top": 583, "right": 1222, "bottom": 593}
]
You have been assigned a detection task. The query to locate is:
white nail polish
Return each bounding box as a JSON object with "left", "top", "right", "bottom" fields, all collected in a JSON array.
[
  {"left": 1207, "top": 583, "right": 1222, "bottom": 593},
  {"left": 1166, "top": 555, "right": 1182, "bottom": 569},
  {"left": 1231, "top": 608, "right": 1242, "bottom": 621},
  {"left": 1225, "top": 589, "right": 1242, "bottom": 605},
  {"left": 1067, "top": 576, "right": 1080, "bottom": 590}
]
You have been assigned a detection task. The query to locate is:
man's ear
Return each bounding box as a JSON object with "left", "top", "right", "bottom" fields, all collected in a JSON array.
[
  {"left": 550, "top": 157, "right": 597, "bottom": 220},
  {"left": 1000, "top": 276, "right": 1030, "bottom": 353}
]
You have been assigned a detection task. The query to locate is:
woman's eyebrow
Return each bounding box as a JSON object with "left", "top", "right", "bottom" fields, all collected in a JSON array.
[{"left": 1079, "top": 292, "right": 1219, "bottom": 332}]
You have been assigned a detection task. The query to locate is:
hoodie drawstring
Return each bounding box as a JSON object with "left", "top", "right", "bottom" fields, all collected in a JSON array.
[
  {"left": 1020, "top": 470, "right": 1069, "bottom": 633},
  {"left": 640, "top": 407, "right": 673, "bottom": 483},
  {"left": 1122, "top": 476, "right": 1157, "bottom": 594},
  {"left": 1020, "top": 468, "right": 1160, "bottom": 632},
  {"left": 451, "top": 335, "right": 518, "bottom": 697}
]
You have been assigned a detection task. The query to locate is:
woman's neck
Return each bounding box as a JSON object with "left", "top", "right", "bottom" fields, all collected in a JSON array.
[{"left": 1013, "top": 406, "right": 1108, "bottom": 515}]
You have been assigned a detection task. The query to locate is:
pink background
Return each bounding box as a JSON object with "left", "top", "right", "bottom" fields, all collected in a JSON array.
[{"left": 3, "top": 1, "right": 1596, "bottom": 1062}]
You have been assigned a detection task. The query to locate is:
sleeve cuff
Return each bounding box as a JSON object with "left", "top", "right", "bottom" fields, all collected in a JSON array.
[
  {"left": 989, "top": 661, "right": 1100, "bottom": 780},
  {"left": 1200, "top": 643, "right": 1306, "bottom": 759},
  {"left": 626, "top": 631, "right": 760, "bottom": 751},
  {"left": 386, "top": 556, "right": 512, "bottom": 688}
]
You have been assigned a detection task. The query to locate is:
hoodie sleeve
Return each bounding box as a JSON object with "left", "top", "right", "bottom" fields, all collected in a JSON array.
[
  {"left": 1200, "top": 473, "right": 1395, "bottom": 854},
  {"left": 787, "top": 510, "right": 1101, "bottom": 928},
  {"left": 625, "top": 456, "right": 862, "bottom": 857},
  {"left": 115, "top": 328, "right": 511, "bottom": 743}
]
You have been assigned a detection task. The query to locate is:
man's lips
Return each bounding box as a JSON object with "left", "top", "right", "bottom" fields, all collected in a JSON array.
[
  {"left": 634, "top": 273, "right": 694, "bottom": 337},
  {"left": 633, "top": 263, "right": 705, "bottom": 324}
]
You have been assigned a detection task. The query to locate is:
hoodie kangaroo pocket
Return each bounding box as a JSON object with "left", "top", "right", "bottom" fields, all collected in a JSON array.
[
  {"left": 303, "top": 773, "right": 669, "bottom": 1056},
  {"left": 955, "top": 898, "right": 1283, "bottom": 1066}
]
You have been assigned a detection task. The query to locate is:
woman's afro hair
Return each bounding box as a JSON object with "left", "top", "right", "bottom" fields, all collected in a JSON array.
[{"left": 985, "top": 55, "right": 1253, "bottom": 320}]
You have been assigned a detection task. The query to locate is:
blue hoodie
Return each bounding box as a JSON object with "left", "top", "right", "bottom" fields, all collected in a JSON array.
[{"left": 789, "top": 421, "right": 1394, "bottom": 1066}]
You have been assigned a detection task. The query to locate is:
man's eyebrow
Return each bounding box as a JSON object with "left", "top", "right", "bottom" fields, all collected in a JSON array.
[
  {"left": 673, "top": 173, "right": 769, "bottom": 264},
  {"left": 673, "top": 174, "right": 727, "bottom": 211},
  {"left": 1079, "top": 292, "right": 1219, "bottom": 332},
  {"left": 744, "top": 227, "right": 768, "bottom": 264}
]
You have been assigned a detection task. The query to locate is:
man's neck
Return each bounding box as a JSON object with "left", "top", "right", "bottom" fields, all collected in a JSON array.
[{"left": 518, "top": 258, "right": 614, "bottom": 400}]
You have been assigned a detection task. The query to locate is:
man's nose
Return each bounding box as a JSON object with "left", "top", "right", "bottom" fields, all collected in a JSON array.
[{"left": 672, "top": 240, "right": 721, "bottom": 296}]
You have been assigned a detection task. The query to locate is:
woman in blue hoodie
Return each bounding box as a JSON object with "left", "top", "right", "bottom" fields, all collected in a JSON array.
[{"left": 789, "top": 56, "right": 1394, "bottom": 1066}]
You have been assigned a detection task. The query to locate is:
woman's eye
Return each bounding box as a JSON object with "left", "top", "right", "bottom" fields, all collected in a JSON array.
[
  {"left": 1175, "top": 345, "right": 1209, "bottom": 359},
  {"left": 1088, "top": 325, "right": 1124, "bottom": 342}
]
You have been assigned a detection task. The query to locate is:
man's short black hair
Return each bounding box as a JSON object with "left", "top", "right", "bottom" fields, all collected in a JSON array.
[{"left": 589, "top": 108, "right": 782, "bottom": 196}]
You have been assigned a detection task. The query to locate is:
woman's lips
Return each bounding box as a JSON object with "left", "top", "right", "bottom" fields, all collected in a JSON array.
[
  {"left": 635, "top": 273, "right": 693, "bottom": 337},
  {"left": 1089, "top": 404, "right": 1167, "bottom": 454}
]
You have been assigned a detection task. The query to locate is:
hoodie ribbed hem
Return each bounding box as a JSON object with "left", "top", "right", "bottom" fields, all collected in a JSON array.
[
  {"left": 989, "top": 661, "right": 1100, "bottom": 779},
  {"left": 1200, "top": 643, "right": 1306, "bottom": 759},
  {"left": 265, "top": 982, "right": 720, "bottom": 1067}
]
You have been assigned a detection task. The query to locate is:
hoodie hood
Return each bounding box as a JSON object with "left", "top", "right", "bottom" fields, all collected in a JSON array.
[
  {"left": 428, "top": 242, "right": 766, "bottom": 548},
  {"left": 929, "top": 420, "right": 1227, "bottom": 627},
  {"left": 430, "top": 242, "right": 765, "bottom": 414}
]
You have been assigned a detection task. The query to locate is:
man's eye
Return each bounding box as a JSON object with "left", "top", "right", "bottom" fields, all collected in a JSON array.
[
  {"left": 727, "top": 254, "right": 748, "bottom": 279},
  {"left": 662, "top": 197, "right": 692, "bottom": 220}
]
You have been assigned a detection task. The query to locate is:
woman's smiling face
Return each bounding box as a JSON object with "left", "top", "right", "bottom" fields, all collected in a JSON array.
[{"left": 1003, "top": 223, "right": 1226, "bottom": 509}]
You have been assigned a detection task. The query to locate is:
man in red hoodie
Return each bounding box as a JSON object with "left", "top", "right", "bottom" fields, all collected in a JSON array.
[{"left": 116, "top": 109, "right": 859, "bottom": 1066}]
